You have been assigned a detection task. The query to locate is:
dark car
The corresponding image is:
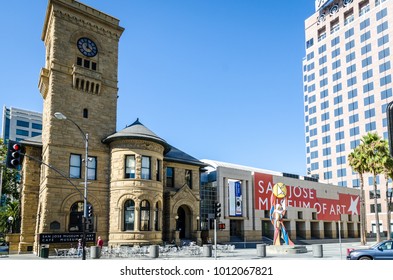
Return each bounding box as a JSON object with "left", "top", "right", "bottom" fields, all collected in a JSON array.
[
  {"left": 347, "top": 240, "right": 393, "bottom": 260},
  {"left": 0, "top": 242, "right": 9, "bottom": 255}
]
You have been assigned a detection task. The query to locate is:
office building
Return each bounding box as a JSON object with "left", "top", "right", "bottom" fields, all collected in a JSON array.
[
  {"left": 303, "top": 0, "right": 393, "bottom": 234},
  {"left": 1, "top": 106, "right": 42, "bottom": 142}
]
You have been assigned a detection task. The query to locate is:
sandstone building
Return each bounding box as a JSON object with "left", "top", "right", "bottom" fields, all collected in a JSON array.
[{"left": 17, "top": 0, "right": 205, "bottom": 254}]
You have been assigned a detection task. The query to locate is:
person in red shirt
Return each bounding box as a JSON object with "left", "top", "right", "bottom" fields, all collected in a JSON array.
[{"left": 97, "top": 236, "right": 103, "bottom": 249}]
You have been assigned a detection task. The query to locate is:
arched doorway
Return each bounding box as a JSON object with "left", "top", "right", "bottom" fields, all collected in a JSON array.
[
  {"left": 177, "top": 205, "right": 192, "bottom": 239},
  {"left": 69, "top": 201, "right": 94, "bottom": 232}
]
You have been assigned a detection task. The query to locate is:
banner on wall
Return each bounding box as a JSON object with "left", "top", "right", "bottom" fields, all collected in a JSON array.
[
  {"left": 254, "top": 172, "right": 360, "bottom": 221},
  {"left": 228, "top": 180, "right": 242, "bottom": 216}
]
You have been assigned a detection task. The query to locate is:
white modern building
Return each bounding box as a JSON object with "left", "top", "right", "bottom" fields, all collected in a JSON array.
[
  {"left": 200, "top": 159, "right": 360, "bottom": 243},
  {"left": 303, "top": 0, "right": 393, "bottom": 235},
  {"left": 1, "top": 106, "right": 42, "bottom": 142}
]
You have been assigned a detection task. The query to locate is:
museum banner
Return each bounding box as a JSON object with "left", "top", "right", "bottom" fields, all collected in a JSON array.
[{"left": 254, "top": 172, "right": 360, "bottom": 221}]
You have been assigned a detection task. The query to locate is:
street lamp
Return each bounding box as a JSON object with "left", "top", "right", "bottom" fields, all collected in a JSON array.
[
  {"left": 196, "top": 216, "right": 200, "bottom": 231},
  {"left": 7, "top": 216, "right": 14, "bottom": 233},
  {"left": 54, "top": 112, "right": 89, "bottom": 260},
  {"left": 175, "top": 215, "right": 179, "bottom": 231}
]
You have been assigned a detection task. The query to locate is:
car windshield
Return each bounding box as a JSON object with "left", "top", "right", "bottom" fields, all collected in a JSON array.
[
  {"left": 370, "top": 241, "right": 387, "bottom": 249},
  {"left": 370, "top": 242, "right": 382, "bottom": 249}
]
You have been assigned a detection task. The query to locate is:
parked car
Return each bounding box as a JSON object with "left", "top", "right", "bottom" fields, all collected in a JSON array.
[
  {"left": 347, "top": 240, "right": 393, "bottom": 260},
  {"left": 0, "top": 242, "right": 9, "bottom": 255}
]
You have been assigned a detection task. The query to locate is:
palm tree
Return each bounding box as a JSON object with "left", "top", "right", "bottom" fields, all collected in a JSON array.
[
  {"left": 383, "top": 156, "right": 393, "bottom": 240},
  {"left": 362, "top": 132, "right": 389, "bottom": 243},
  {"left": 348, "top": 144, "right": 368, "bottom": 245}
]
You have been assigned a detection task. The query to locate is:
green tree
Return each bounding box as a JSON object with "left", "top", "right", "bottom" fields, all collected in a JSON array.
[
  {"left": 362, "top": 132, "right": 389, "bottom": 243},
  {"left": 348, "top": 143, "right": 368, "bottom": 245},
  {"left": 0, "top": 138, "right": 21, "bottom": 233},
  {"left": 0, "top": 201, "right": 20, "bottom": 233}
]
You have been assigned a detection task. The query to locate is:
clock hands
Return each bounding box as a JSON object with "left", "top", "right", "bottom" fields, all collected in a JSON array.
[
  {"left": 82, "top": 42, "right": 92, "bottom": 52},
  {"left": 77, "top": 38, "right": 98, "bottom": 57}
]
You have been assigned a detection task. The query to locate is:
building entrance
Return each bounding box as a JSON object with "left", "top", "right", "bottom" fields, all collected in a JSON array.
[
  {"left": 177, "top": 206, "right": 192, "bottom": 239},
  {"left": 230, "top": 220, "right": 243, "bottom": 241}
]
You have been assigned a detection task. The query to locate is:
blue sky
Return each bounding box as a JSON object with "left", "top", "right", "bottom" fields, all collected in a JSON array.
[{"left": 0, "top": 0, "right": 315, "bottom": 176}]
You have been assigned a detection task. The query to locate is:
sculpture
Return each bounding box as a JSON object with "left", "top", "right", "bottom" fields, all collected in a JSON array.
[{"left": 270, "top": 182, "right": 294, "bottom": 246}]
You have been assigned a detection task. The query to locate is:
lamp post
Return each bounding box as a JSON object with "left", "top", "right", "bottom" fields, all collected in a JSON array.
[
  {"left": 54, "top": 112, "right": 89, "bottom": 260},
  {"left": 196, "top": 216, "right": 200, "bottom": 231},
  {"left": 175, "top": 215, "right": 179, "bottom": 231}
]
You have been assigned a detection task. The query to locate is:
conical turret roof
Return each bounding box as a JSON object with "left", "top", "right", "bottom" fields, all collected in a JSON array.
[{"left": 102, "top": 118, "right": 169, "bottom": 150}]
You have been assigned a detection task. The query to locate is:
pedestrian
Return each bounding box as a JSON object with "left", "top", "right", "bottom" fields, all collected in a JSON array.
[
  {"left": 97, "top": 236, "right": 103, "bottom": 249},
  {"left": 77, "top": 239, "right": 83, "bottom": 257}
]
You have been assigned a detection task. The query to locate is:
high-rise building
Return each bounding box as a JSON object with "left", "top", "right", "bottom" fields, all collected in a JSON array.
[
  {"left": 303, "top": 0, "right": 393, "bottom": 234},
  {"left": 1, "top": 106, "right": 42, "bottom": 142}
]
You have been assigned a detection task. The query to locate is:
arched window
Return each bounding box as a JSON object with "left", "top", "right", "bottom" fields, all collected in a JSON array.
[
  {"left": 124, "top": 200, "right": 135, "bottom": 231},
  {"left": 140, "top": 200, "right": 150, "bottom": 231}
]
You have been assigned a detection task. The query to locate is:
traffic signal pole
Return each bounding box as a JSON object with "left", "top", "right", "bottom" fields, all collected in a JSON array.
[
  {"left": 82, "top": 132, "right": 89, "bottom": 261},
  {"left": 213, "top": 202, "right": 221, "bottom": 259},
  {"left": 214, "top": 218, "right": 217, "bottom": 259}
]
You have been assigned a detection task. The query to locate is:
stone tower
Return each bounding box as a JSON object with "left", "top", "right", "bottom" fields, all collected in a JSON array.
[{"left": 34, "top": 0, "right": 123, "bottom": 248}]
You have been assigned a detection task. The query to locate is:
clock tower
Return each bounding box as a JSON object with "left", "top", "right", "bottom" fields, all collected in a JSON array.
[{"left": 35, "top": 0, "right": 124, "bottom": 247}]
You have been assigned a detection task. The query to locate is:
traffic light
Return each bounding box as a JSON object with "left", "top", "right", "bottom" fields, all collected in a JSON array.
[
  {"left": 387, "top": 101, "right": 393, "bottom": 157},
  {"left": 214, "top": 202, "right": 221, "bottom": 218},
  {"left": 6, "top": 140, "right": 24, "bottom": 169},
  {"left": 87, "top": 204, "right": 93, "bottom": 217}
]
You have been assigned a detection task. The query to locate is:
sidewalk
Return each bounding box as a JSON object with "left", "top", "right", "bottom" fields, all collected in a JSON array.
[{"left": 0, "top": 241, "right": 374, "bottom": 261}]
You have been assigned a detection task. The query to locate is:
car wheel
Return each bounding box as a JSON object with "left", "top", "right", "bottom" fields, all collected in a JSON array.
[{"left": 359, "top": 256, "right": 372, "bottom": 260}]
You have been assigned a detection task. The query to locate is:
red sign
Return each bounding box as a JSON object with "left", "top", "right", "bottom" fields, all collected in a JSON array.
[{"left": 254, "top": 172, "right": 360, "bottom": 221}]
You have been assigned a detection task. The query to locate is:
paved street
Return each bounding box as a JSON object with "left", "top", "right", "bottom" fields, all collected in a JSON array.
[{"left": 2, "top": 240, "right": 387, "bottom": 280}]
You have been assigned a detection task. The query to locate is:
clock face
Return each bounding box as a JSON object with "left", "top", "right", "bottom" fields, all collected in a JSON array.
[{"left": 77, "top": 37, "right": 98, "bottom": 57}]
